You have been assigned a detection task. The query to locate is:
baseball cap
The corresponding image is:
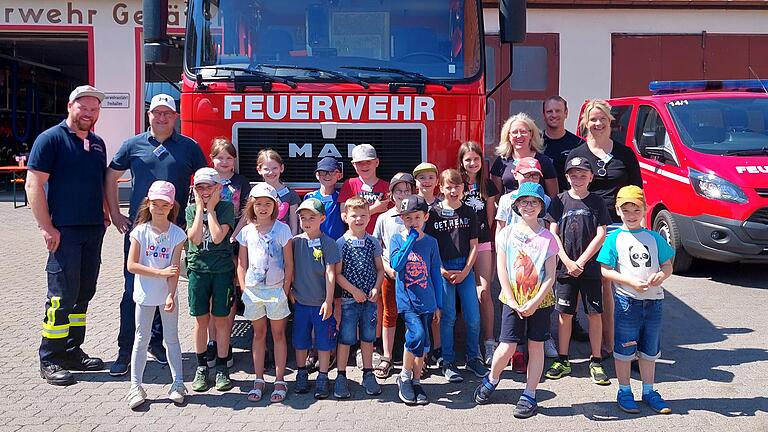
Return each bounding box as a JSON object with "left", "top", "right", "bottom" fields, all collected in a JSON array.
[
  {"left": 149, "top": 93, "right": 177, "bottom": 112},
  {"left": 351, "top": 144, "right": 377, "bottom": 163},
  {"left": 193, "top": 167, "right": 220, "bottom": 185},
  {"left": 565, "top": 155, "right": 593, "bottom": 173},
  {"left": 69, "top": 85, "right": 105, "bottom": 103},
  {"left": 412, "top": 162, "right": 438, "bottom": 178},
  {"left": 389, "top": 172, "right": 416, "bottom": 193},
  {"left": 147, "top": 180, "right": 176, "bottom": 205},
  {"left": 513, "top": 157, "right": 543, "bottom": 176},
  {"left": 315, "top": 156, "right": 341, "bottom": 173},
  {"left": 297, "top": 197, "right": 325, "bottom": 215},
  {"left": 249, "top": 182, "right": 278, "bottom": 203},
  {"left": 395, "top": 195, "right": 429, "bottom": 216},
  {"left": 616, "top": 185, "right": 645, "bottom": 208}
]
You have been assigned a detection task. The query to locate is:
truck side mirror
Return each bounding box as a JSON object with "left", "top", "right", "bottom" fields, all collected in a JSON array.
[
  {"left": 644, "top": 146, "right": 675, "bottom": 163},
  {"left": 144, "top": 0, "right": 170, "bottom": 64},
  {"left": 499, "top": 0, "right": 526, "bottom": 44}
]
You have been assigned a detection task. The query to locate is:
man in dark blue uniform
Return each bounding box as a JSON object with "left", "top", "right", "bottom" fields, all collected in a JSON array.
[
  {"left": 27, "top": 85, "right": 109, "bottom": 386},
  {"left": 105, "top": 94, "right": 207, "bottom": 376}
]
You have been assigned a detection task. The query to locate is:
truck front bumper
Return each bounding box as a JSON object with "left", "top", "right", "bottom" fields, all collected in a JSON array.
[{"left": 674, "top": 213, "right": 768, "bottom": 263}]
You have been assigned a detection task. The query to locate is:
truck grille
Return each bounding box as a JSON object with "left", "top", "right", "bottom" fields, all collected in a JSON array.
[
  {"left": 755, "top": 188, "right": 768, "bottom": 198},
  {"left": 235, "top": 126, "right": 424, "bottom": 186},
  {"left": 746, "top": 207, "right": 768, "bottom": 225}
]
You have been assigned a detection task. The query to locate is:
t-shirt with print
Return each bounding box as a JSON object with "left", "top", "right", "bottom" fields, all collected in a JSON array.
[
  {"left": 274, "top": 186, "right": 301, "bottom": 226},
  {"left": 496, "top": 190, "right": 552, "bottom": 227},
  {"left": 463, "top": 179, "right": 499, "bottom": 244},
  {"left": 497, "top": 224, "right": 560, "bottom": 309},
  {"left": 305, "top": 189, "right": 345, "bottom": 240},
  {"left": 373, "top": 207, "right": 404, "bottom": 266},
  {"left": 425, "top": 203, "right": 478, "bottom": 261},
  {"left": 597, "top": 228, "right": 674, "bottom": 300},
  {"left": 185, "top": 201, "right": 236, "bottom": 273},
  {"left": 390, "top": 231, "right": 443, "bottom": 314},
  {"left": 338, "top": 177, "right": 390, "bottom": 234},
  {"left": 129, "top": 222, "right": 187, "bottom": 306},
  {"left": 236, "top": 221, "right": 292, "bottom": 289},
  {"left": 220, "top": 173, "right": 252, "bottom": 220},
  {"left": 491, "top": 152, "right": 558, "bottom": 194},
  {"left": 336, "top": 233, "right": 382, "bottom": 300},
  {"left": 543, "top": 130, "right": 584, "bottom": 192},
  {"left": 292, "top": 233, "right": 341, "bottom": 306},
  {"left": 547, "top": 191, "right": 612, "bottom": 279}
]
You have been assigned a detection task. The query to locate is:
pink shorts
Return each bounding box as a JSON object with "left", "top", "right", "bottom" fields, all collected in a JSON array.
[{"left": 477, "top": 241, "right": 493, "bottom": 252}]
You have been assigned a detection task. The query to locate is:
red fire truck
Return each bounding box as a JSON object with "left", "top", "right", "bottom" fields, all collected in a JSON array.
[{"left": 143, "top": 0, "right": 525, "bottom": 188}]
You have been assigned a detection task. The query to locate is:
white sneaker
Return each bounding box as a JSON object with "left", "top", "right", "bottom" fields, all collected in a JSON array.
[
  {"left": 483, "top": 340, "right": 497, "bottom": 366},
  {"left": 168, "top": 382, "right": 188, "bottom": 404},
  {"left": 544, "top": 338, "right": 558, "bottom": 358},
  {"left": 126, "top": 386, "right": 147, "bottom": 409}
]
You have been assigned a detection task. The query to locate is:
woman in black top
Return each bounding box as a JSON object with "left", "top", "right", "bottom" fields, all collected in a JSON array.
[{"left": 490, "top": 113, "right": 559, "bottom": 197}]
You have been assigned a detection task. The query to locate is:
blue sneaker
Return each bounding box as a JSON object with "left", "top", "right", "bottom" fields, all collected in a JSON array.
[
  {"left": 294, "top": 369, "right": 309, "bottom": 394},
  {"left": 642, "top": 389, "right": 672, "bottom": 414},
  {"left": 617, "top": 388, "right": 640, "bottom": 414},
  {"left": 333, "top": 374, "right": 351, "bottom": 399}
]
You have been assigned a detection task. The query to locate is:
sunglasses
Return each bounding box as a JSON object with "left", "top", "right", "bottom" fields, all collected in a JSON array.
[{"left": 595, "top": 159, "right": 609, "bottom": 177}]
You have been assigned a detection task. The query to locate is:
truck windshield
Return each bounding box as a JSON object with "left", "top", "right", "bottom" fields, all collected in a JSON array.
[
  {"left": 185, "top": 0, "right": 482, "bottom": 83},
  {"left": 669, "top": 97, "right": 768, "bottom": 155}
]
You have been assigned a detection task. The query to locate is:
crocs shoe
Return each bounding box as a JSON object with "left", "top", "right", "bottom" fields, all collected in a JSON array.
[
  {"left": 642, "top": 389, "right": 672, "bottom": 414},
  {"left": 617, "top": 388, "right": 640, "bottom": 414}
]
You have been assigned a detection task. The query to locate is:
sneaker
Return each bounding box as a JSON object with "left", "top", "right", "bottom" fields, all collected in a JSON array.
[
  {"left": 168, "top": 382, "right": 188, "bottom": 404},
  {"left": 512, "top": 351, "right": 527, "bottom": 374},
  {"left": 617, "top": 388, "right": 640, "bottom": 414},
  {"left": 642, "top": 389, "right": 672, "bottom": 414},
  {"left": 314, "top": 374, "right": 330, "bottom": 399},
  {"left": 215, "top": 366, "right": 233, "bottom": 391},
  {"left": 465, "top": 357, "right": 489, "bottom": 378},
  {"left": 205, "top": 341, "right": 217, "bottom": 368},
  {"left": 544, "top": 338, "right": 558, "bottom": 358},
  {"left": 427, "top": 348, "right": 443, "bottom": 368},
  {"left": 589, "top": 361, "right": 610, "bottom": 386},
  {"left": 294, "top": 369, "right": 309, "bottom": 394},
  {"left": 362, "top": 371, "right": 381, "bottom": 396},
  {"left": 126, "top": 386, "right": 147, "bottom": 410},
  {"left": 513, "top": 394, "right": 538, "bottom": 419},
  {"left": 412, "top": 383, "right": 429, "bottom": 405},
  {"left": 40, "top": 363, "right": 75, "bottom": 386},
  {"left": 333, "top": 374, "right": 351, "bottom": 399},
  {"left": 545, "top": 360, "right": 572, "bottom": 380},
  {"left": 473, "top": 377, "right": 498, "bottom": 405},
  {"left": 396, "top": 376, "right": 416, "bottom": 405},
  {"left": 147, "top": 345, "right": 168, "bottom": 365},
  {"left": 62, "top": 350, "right": 104, "bottom": 371},
  {"left": 191, "top": 366, "right": 210, "bottom": 392},
  {"left": 572, "top": 318, "right": 589, "bottom": 342},
  {"left": 483, "top": 340, "right": 497, "bottom": 366},
  {"left": 109, "top": 357, "right": 130, "bottom": 377},
  {"left": 441, "top": 362, "right": 464, "bottom": 383}
]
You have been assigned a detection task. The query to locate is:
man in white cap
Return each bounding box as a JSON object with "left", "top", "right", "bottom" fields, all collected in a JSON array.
[
  {"left": 26, "top": 85, "right": 109, "bottom": 385},
  {"left": 105, "top": 93, "right": 207, "bottom": 376}
]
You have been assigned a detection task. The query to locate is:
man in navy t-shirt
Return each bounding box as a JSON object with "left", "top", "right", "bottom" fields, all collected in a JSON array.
[
  {"left": 104, "top": 94, "right": 207, "bottom": 375},
  {"left": 27, "top": 85, "right": 109, "bottom": 386},
  {"left": 542, "top": 96, "right": 584, "bottom": 193}
]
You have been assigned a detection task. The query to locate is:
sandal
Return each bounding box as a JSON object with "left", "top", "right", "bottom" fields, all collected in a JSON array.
[
  {"left": 248, "top": 378, "right": 266, "bottom": 402},
  {"left": 374, "top": 357, "right": 393, "bottom": 379},
  {"left": 473, "top": 377, "right": 497, "bottom": 405},
  {"left": 270, "top": 381, "right": 288, "bottom": 403}
]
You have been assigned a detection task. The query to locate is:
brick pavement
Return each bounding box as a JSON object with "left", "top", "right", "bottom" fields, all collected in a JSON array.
[{"left": 1, "top": 202, "right": 766, "bottom": 431}]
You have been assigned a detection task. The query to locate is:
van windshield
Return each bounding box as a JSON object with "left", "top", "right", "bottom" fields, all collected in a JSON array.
[{"left": 668, "top": 97, "right": 768, "bottom": 155}]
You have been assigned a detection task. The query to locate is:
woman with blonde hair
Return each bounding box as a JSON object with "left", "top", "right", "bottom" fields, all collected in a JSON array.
[
  {"left": 567, "top": 99, "right": 642, "bottom": 359},
  {"left": 490, "top": 113, "right": 559, "bottom": 197}
]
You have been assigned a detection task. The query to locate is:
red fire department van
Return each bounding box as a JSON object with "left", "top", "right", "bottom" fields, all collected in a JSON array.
[
  {"left": 604, "top": 80, "right": 768, "bottom": 272},
  {"left": 142, "top": 0, "right": 525, "bottom": 189}
]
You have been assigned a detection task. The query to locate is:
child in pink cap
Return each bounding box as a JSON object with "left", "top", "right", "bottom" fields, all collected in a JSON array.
[{"left": 125, "top": 180, "right": 188, "bottom": 409}]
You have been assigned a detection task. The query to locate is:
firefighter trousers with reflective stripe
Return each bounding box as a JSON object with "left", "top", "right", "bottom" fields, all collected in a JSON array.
[{"left": 39, "top": 225, "right": 105, "bottom": 365}]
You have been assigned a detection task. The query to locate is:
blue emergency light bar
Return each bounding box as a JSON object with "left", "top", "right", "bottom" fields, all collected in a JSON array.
[{"left": 649, "top": 80, "right": 768, "bottom": 95}]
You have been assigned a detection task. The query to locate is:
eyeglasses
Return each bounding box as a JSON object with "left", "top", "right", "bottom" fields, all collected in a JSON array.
[
  {"left": 516, "top": 199, "right": 541, "bottom": 208},
  {"left": 522, "top": 172, "right": 541, "bottom": 179},
  {"left": 150, "top": 111, "right": 176, "bottom": 118},
  {"left": 510, "top": 130, "right": 531, "bottom": 137},
  {"left": 316, "top": 170, "right": 339, "bottom": 177},
  {"left": 595, "top": 159, "right": 608, "bottom": 177}
]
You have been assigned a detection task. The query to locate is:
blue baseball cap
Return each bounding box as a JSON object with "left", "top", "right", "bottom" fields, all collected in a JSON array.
[{"left": 315, "top": 156, "right": 342, "bottom": 173}]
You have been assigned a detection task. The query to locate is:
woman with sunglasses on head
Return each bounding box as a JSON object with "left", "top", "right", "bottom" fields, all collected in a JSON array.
[
  {"left": 490, "top": 113, "right": 560, "bottom": 198},
  {"left": 566, "top": 99, "right": 642, "bottom": 358}
]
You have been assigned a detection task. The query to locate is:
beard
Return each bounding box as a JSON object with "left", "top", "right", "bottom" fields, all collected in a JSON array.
[{"left": 72, "top": 116, "right": 95, "bottom": 132}]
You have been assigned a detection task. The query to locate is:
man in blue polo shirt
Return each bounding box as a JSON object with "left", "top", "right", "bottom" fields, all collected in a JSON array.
[
  {"left": 27, "top": 85, "right": 109, "bottom": 386},
  {"left": 105, "top": 93, "right": 207, "bottom": 376}
]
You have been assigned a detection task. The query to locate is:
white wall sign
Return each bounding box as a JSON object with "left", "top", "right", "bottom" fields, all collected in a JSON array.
[{"left": 103, "top": 93, "right": 130, "bottom": 108}]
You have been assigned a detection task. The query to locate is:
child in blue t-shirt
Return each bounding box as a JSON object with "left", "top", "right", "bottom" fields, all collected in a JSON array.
[
  {"left": 390, "top": 195, "right": 443, "bottom": 406},
  {"left": 597, "top": 185, "right": 674, "bottom": 415},
  {"left": 304, "top": 156, "right": 345, "bottom": 240}
]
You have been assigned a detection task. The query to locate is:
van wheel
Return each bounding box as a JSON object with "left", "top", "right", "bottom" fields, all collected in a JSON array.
[{"left": 653, "top": 210, "right": 693, "bottom": 274}]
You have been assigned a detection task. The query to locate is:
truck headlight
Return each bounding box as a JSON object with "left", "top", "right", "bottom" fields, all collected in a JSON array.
[{"left": 689, "top": 168, "right": 748, "bottom": 204}]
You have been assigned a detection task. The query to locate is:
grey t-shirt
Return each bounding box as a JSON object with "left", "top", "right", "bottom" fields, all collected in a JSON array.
[{"left": 291, "top": 232, "right": 341, "bottom": 306}]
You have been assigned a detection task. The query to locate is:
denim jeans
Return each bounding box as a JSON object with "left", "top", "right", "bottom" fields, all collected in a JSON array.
[
  {"left": 613, "top": 294, "right": 663, "bottom": 362},
  {"left": 439, "top": 257, "right": 481, "bottom": 363},
  {"left": 401, "top": 311, "right": 432, "bottom": 357}
]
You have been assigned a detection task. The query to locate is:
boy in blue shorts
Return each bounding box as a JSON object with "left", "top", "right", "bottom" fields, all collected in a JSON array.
[
  {"left": 597, "top": 185, "right": 674, "bottom": 414},
  {"left": 305, "top": 156, "right": 345, "bottom": 240},
  {"left": 334, "top": 197, "right": 385, "bottom": 398},
  {"left": 291, "top": 198, "right": 341, "bottom": 399}
]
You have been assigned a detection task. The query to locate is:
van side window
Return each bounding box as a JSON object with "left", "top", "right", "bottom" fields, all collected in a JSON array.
[
  {"left": 634, "top": 105, "right": 678, "bottom": 165},
  {"left": 610, "top": 105, "right": 632, "bottom": 146}
]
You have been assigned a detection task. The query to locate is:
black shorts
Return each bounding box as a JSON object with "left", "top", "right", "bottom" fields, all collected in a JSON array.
[
  {"left": 555, "top": 277, "right": 603, "bottom": 315},
  {"left": 499, "top": 304, "right": 552, "bottom": 343}
]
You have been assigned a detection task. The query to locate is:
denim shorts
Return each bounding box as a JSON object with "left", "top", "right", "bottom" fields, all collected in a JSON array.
[
  {"left": 338, "top": 299, "right": 377, "bottom": 346},
  {"left": 613, "top": 294, "right": 663, "bottom": 361},
  {"left": 292, "top": 303, "right": 337, "bottom": 351},
  {"left": 401, "top": 311, "right": 432, "bottom": 357}
]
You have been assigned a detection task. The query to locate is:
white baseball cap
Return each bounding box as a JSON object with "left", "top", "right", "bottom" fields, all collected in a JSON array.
[
  {"left": 193, "top": 167, "right": 220, "bottom": 185},
  {"left": 69, "top": 85, "right": 105, "bottom": 103},
  {"left": 149, "top": 93, "right": 177, "bottom": 112},
  {"left": 351, "top": 143, "right": 377, "bottom": 163}
]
